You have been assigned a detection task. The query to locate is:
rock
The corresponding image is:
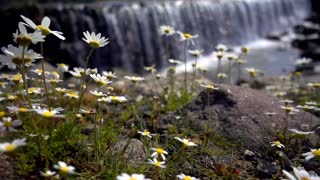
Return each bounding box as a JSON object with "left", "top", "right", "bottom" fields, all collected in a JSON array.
[
  {"left": 111, "top": 138, "right": 146, "bottom": 167},
  {"left": 303, "top": 159, "right": 320, "bottom": 174},
  {"left": 0, "top": 155, "right": 22, "bottom": 180},
  {"left": 157, "top": 85, "right": 320, "bottom": 150},
  {"left": 255, "top": 158, "right": 278, "bottom": 179},
  {"left": 81, "top": 123, "right": 100, "bottom": 135}
]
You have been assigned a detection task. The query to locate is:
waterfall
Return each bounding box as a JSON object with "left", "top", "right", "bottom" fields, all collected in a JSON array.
[{"left": 25, "top": 0, "right": 313, "bottom": 72}]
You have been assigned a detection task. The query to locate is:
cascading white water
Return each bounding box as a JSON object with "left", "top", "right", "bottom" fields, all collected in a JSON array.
[{"left": 46, "top": 0, "right": 311, "bottom": 72}]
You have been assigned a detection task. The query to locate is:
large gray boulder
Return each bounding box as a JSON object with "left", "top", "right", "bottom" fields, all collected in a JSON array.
[{"left": 157, "top": 84, "right": 320, "bottom": 149}]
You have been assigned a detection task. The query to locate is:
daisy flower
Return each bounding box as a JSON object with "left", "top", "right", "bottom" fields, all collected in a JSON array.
[
  {"left": 57, "top": 63, "right": 69, "bottom": 72},
  {"left": 177, "top": 173, "right": 199, "bottom": 180},
  {"left": 159, "top": 25, "right": 175, "bottom": 36},
  {"left": 217, "top": 73, "right": 227, "bottom": 79},
  {"left": 297, "top": 105, "right": 316, "bottom": 111},
  {"left": 168, "top": 59, "right": 183, "bottom": 65},
  {"left": 282, "top": 167, "right": 320, "bottom": 180},
  {"left": 7, "top": 106, "right": 32, "bottom": 113},
  {"left": 6, "top": 94, "right": 18, "bottom": 100},
  {"left": 200, "top": 84, "right": 219, "bottom": 90},
  {"left": 245, "top": 68, "right": 258, "bottom": 78},
  {"left": 307, "top": 83, "right": 320, "bottom": 89},
  {"left": 97, "top": 96, "right": 128, "bottom": 103},
  {"left": 27, "top": 87, "right": 42, "bottom": 94},
  {"left": 40, "top": 170, "right": 56, "bottom": 177},
  {"left": 31, "top": 69, "right": 44, "bottom": 76},
  {"left": 177, "top": 31, "right": 198, "bottom": 45},
  {"left": 34, "top": 107, "right": 64, "bottom": 118},
  {"left": 90, "top": 74, "right": 112, "bottom": 87},
  {"left": 69, "top": 67, "right": 96, "bottom": 78},
  {"left": 79, "top": 109, "right": 96, "bottom": 115},
  {"left": 90, "top": 90, "right": 107, "bottom": 97},
  {"left": 55, "top": 87, "right": 68, "bottom": 94},
  {"left": 281, "top": 106, "right": 299, "bottom": 113},
  {"left": 188, "top": 49, "right": 203, "bottom": 57},
  {"left": 54, "top": 161, "right": 75, "bottom": 174},
  {"left": 0, "top": 44, "right": 42, "bottom": 70},
  {"left": 215, "top": 51, "right": 224, "bottom": 60},
  {"left": 102, "top": 71, "right": 118, "bottom": 80},
  {"left": 0, "top": 81, "right": 8, "bottom": 88},
  {"left": 216, "top": 44, "right": 228, "bottom": 52},
  {"left": 148, "top": 158, "right": 166, "bottom": 168},
  {"left": 0, "top": 138, "right": 26, "bottom": 152},
  {"left": 279, "top": 99, "right": 294, "bottom": 105},
  {"left": 13, "top": 23, "right": 45, "bottom": 46},
  {"left": 151, "top": 147, "right": 168, "bottom": 160},
  {"left": 138, "top": 129, "right": 155, "bottom": 138},
  {"left": 197, "top": 65, "right": 208, "bottom": 72},
  {"left": 82, "top": 31, "right": 109, "bottom": 48},
  {"left": 264, "top": 112, "right": 277, "bottom": 117},
  {"left": 0, "top": 117, "right": 22, "bottom": 132},
  {"left": 124, "top": 76, "right": 144, "bottom": 83},
  {"left": 241, "top": 46, "right": 249, "bottom": 54},
  {"left": 236, "top": 59, "right": 246, "bottom": 65},
  {"left": 289, "top": 129, "right": 314, "bottom": 135},
  {"left": 305, "top": 101, "right": 319, "bottom": 106},
  {"left": 116, "top": 173, "right": 149, "bottom": 180},
  {"left": 226, "top": 53, "right": 238, "bottom": 61},
  {"left": 302, "top": 148, "right": 320, "bottom": 161},
  {"left": 20, "top": 15, "right": 66, "bottom": 40},
  {"left": 144, "top": 65, "right": 157, "bottom": 74},
  {"left": 64, "top": 90, "right": 79, "bottom": 99},
  {"left": 174, "top": 137, "right": 197, "bottom": 147},
  {"left": 295, "top": 58, "right": 312, "bottom": 66},
  {"left": 270, "top": 141, "right": 285, "bottom": 148},
  {"left": 69, "top": 67, "right": 85, "bottom": 78}
]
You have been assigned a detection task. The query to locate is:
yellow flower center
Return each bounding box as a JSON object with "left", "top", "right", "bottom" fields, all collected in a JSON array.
[
  {"left": 184, "top": 176, "right": 192, "bottom": 180},
  {"left": 89, "top": 41, "right": 100, "bottom": 48},
  {"left": 143, "top": 130, "right": 150, "bottom": 135},
  {"left": 44, "top": 172, "right": 52, "bottom": 177},
  {"left": 156, "top": 148, "right": 164, "bottom": 154},
  {"left": 60, "top": 166, "right": 69, "bottom": 173},
  {"left": 36, "top": 25, "right": 51, "bottom": 35},
  {"left": 249, "top": 71, "right": 256, "bottom": 77},
  {"left": 5, "top": 144, "right": 16, "bottom": 152},
  {"left": 154, "top": 161, "right": 161, "bottom": 167},
  {"left": 12, "top": 57, "right": 32, "bottom": 65},
  {"left": 59, "top": 63, "right": 67, "bottom": 68},
  {"left": 68, "top": 91, "right": 78, "bottom": 97},
  {"left": 313, "top": 149, "right": 320, "bottom": 156},
  {"left": 274, "top": 141, "right": 281, "bottom": 146},
  {"left": 19, "top": 107, "right": 28, "bottom": 112},
  {"left": 16, "top": 35, "right": 32, "bottom": 47},
  {"left": 3, "top": 121, "right": 12, "bottom": 127},
  {"left": 241, "top": 47, "right": 249, "bottom": 54},
  {"left": 301, "top": 177, "right": 310, "bottom": 180},
  {"left": 184, "top": 33, "right": 192, "bottom": 39},
  {"left": 42, "top": 111, "right": 54, "bottom": 118},
  {"left": 0, "top": 111, "right": 5, "bottom": 117},
  {"left": 7, "top": 95, "right": 17, "bottom": 100}
]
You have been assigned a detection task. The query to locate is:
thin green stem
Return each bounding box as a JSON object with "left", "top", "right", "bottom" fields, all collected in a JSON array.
[
  {"left": 40, "top": 42, "right": 51, "bottom": 109},
  {"left": 191, "top": 56, "right": 198, "bottom": 95},
  {"left": 20, "top": 46, "right": 32, "bottom": 108},
  {"left": 216, "top": 59, "right": 221, "bottom": 83},
  {"left": 76, "top": 48, "right": 95, "bottom": 113},
  {"left": 183, "top": 40, "right": 188, "bottom": 94}
]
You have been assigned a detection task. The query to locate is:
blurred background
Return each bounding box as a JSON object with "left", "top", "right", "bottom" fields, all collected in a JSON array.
[{"left": 0, "top": 0, "right": 319, "bottom": 77}]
